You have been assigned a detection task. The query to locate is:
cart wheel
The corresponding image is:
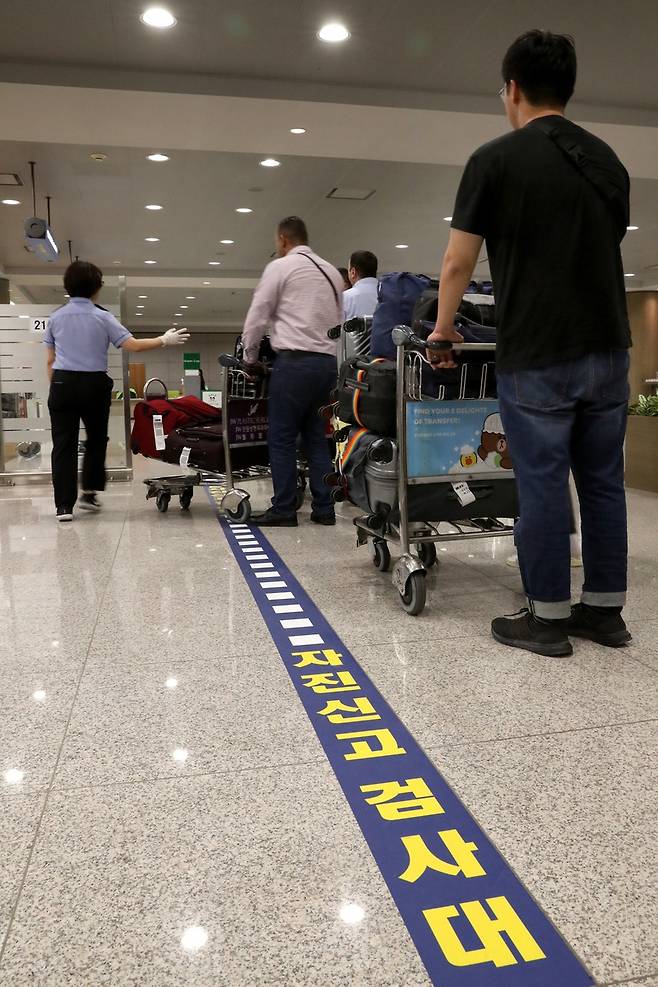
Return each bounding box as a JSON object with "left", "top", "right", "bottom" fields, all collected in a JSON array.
[
  {"left": 295, "top": 473, "right": 307, "bottom": 510},
  {"left": 179, "top": 489, "right": 193, "bottom": 511},
  {"left": 331, "top": 488, "right": 346, "bottom": 504},
  {"left": 400, "top": 571, "right": 427, "bottom": 615},
  {"left": 225, "top": 498, "right": 251, "bottom": 523},
  {"left": 156, "top": 492, "right": 170, "bottom": 513},
  {"left": 372, "top": 540, "right": 391, "bottom": 572},
  {"left": 416, "top": 542, "right": 437, "bottom": 568}
]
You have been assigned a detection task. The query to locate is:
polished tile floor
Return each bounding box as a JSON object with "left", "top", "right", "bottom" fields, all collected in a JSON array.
[{"left": 0, "top": 464, "right": 656, "bottom": 986}]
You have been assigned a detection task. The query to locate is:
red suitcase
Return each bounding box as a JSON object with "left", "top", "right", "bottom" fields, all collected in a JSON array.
[{"left": 131, "top": 396, "right": 220, "bottom": 458}]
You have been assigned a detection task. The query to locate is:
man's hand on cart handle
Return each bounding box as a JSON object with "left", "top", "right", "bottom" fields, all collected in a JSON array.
[{"left": 426, "top": 326, "right": 464, "bottom": 369}]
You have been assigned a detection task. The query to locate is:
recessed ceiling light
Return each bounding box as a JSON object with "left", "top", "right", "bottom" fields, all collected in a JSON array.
[
  {"left": 290, "top": 128, "right": 307, "bottom": 135},
  {"left": 443, "top": 216, "right": 452, "bottom": 222},
  {"left": 208, "top": 260, "right": 221, "bottom": 265},
  {"left": 145, "top": 203, "right": 163, "bottom": 211},
  {"left": 138, "top": 295, "right": 148, "bottom": 299},
  {"left": 137, "top": 304, "right": 145, "bottom": 308},
  {"left": 147, "top": 153, "right": 170, "bottom": 162},
  {"left": 1, "top": 199, "right": 20, "bottom": 205},
  {"left": 235, "top": 207, "right": 252, "bottom": 214},
  {"left": 140, "top": 7, "right": 177, "bottom": 29},
  {"left": 180, "top": 305, "right": 188, "bottom": 309},
  {"left": 185, "top": 295, "right": 196, "bottom": 299},
  {"left": 135, "top": 312, "right": 144, "bottom": 316},
  {"left": 220, "top": 239, "right": 234, "bottom": 245},
  {"left": 395, "top": 244, "right": 409, "bottom": 249},
  {"left": 625, "top": 273, "right": 636, "bottom": 277},
  {"left": 174, "top": 311, "right": 183, "bottom": 316},
  {"left": 202, "top": 280, "right": 211, "bottom": 285},
  {"left": 145, "top": 236, "right": 160, "bottom": 242},
  {"left": 90, "top": 152, "right": 107, "bottom": 162},
  {"left": 318, "top": 22, "right": 350, "bottom": 42},
  {"left": 144, "top": 259, "right": 158, "bottom": 264},
  {"left": 627, "top": 225, "right": 639, "bottom": 231},
  {"left": 260, "top": 158, "right": 280, "bottom": 168},
  {"left": 113, "top": 260, "right": 122, "bottom": 265}
]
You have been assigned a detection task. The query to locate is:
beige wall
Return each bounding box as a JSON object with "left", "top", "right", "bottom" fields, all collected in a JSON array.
[
  {"left": 627, "top": 291, "right": 658, "bottom": 402},
  {"left": 129, "top": 332, "right": 240, "bottom": 392}
]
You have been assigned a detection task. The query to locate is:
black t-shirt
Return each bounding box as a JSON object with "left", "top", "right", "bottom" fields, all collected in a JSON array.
[{"left": 451, "top": 115, "right": 631, "bottom": 372}]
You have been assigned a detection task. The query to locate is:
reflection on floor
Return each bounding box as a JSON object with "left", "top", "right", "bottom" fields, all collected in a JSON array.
[{"left": 0, "top": 461, "right": 656, "bottom": 986}]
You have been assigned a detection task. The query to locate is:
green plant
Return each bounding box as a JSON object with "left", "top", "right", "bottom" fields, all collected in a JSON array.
[{"left": 629, "top": 394, "right": 658, "bottom": 416}]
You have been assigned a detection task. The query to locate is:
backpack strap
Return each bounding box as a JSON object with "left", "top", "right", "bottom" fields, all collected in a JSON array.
[
  {"left": 299, "top": 253, "right": 340, "bottom": 307},
  {"left": 532, "top": 118, "right": 629, "bottom": 238}
]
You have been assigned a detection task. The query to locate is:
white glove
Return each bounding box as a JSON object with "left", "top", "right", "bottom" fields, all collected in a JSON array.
[{"left": 161, "top": 328, "right": 191, "bottom": 347}]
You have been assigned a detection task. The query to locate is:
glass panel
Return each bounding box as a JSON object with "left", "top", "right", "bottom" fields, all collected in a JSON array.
[{"left": 0, "top": 281, "right": 130, "bottom": 478}]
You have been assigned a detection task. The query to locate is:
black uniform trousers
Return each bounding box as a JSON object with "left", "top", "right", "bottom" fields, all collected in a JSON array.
[{"left": 48, "top": 370, "right": 113, "bottom": 510}]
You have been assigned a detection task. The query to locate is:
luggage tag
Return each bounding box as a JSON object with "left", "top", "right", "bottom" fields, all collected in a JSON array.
[
  {"left": 179, "top": 446, "right": 191, "bottom": 468},
  {"left": 153, "top": 414, "right": 166, "bottom": 451},
  {"left": 451, "top": 480, "right": 476, "bottom": 506}
]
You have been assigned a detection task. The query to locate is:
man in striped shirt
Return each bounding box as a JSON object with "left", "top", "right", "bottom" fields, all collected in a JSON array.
[{"left": 242, "top": 216, "right": 344, "bottom": 527}]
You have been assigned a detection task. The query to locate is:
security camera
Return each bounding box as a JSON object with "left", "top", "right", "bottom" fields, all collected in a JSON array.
[{"left": 24, "top": 217, "right": 60, "bottom": 262}]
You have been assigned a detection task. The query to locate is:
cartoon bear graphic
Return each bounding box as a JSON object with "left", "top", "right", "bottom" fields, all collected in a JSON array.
[{"left": 478, "top": 413, "right": 513, "bottom": 470}]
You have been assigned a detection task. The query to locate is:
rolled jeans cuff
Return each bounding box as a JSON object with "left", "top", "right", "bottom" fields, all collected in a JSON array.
[
  {"left": 530, "top": 599, "right": 572, "bottom": 620},
  {"left": 581, "top": 591, "right": 627, "bottom": 607}
]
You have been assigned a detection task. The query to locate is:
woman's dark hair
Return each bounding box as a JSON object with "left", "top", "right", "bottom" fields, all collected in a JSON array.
[
  {"left": 502, "top": 30, "right": 577, "bottom": 107},
  {"left": 277, "top": 215, "right": 309, "bottom": 244},
  {"left": 349, "top": 250, "right": 378, "bottom": 279},
  {"left": 63, "top": 260, "right": 103, "bottom": 299}
]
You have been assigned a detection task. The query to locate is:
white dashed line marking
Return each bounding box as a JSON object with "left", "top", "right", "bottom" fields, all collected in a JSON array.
[
  {"left": 272, "top": 604, "right": 304, "bottom": 613},
  {"left": 266, "top": 592, "right": 296, "bottom": 600},
  {"left": 261, "top": 581, "right": 287, "bottom": 588},
  {"left": 289, "top": 634, "right": 324, "bottom": 646},
  {"left": 280, "top": 618, "right": 313, "bottom": 629}
]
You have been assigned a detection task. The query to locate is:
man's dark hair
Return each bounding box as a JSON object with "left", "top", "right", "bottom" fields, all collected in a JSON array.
[
  {"left": 502, "top": 30, "right": 577, "bottom": 107},
  {"left": 278, "top": 216, "right": 308, "bottom": 245},
  {"left": 63, "top": 260, "right": 103, "bottom": 298},
  {"left": 337, "top": 267, "right": 351, "bottom": 288},
  {"left": 349, "top": 250, "right": 378, "bottom": 279}
]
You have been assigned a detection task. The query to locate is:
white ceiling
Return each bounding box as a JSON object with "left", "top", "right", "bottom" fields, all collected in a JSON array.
[{"left": 1, "top": 0, "right": 656, "bottom": 329}]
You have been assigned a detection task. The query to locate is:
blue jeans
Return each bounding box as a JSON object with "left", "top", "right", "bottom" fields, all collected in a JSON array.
[
  {"left": 497, "top": 350, "right": 629, "bottom": 619},
  {"left": 268, "top": 352, "right": 336, "bottom": 516}
]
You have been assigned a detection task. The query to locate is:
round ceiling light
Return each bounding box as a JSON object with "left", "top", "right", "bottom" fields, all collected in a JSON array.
[
  {"left": 144, "top": 259, "right": 158, "bottom": 264},
  {"left": 174, "top": 311, "right": 183, "bottom": 316},
  {"left": 318, "top": 22, "right": 350, "bottom": 42},
  {"left": 625, "top": 273, "right": 636, "bottom": 277},
  {"left": 144, "top": 236, "right": 160, "bottom": 242},
  {"left": 202, "top": 281, "right": 211, "bottom": 285},
  {"left": 145, "top": 203, "right": 163, "bottom": 210},
  {"left": 140, "top": 7, "right": 177, "bottom": 29},
  {"left": 290, "top": 128, "right": 307, "bottom": 135},
  {"left": 395, "top": 244, "right": 409, "bottom": 249},
  {"left": 1, "top": 199, "right": 20, "bottom": 205},
  {"left": 443, "top": 216, "right": 452, "bottom": 222},
  {"left": 138, "top": 295, "right": 148, "bottom": 299},
  {"left": 208, "top": 261, "right": 221, "bottom": 266},
  {"left": 147, "top": 153, "right": 170, "bottom": 162},
  {"left": 235, "top": 207, "right": 252, "bottom": 214},
  {"left": 90, "top": 153, "right": 107, "bottom": 162},
  {"left": 180, "top": 305, "right": 188, "bottom": 309},
  {"left": 259, "top": 158, "right": 280, "bottom": 168},
  {"left": 627, "top": 225, "right": 639, "bottom": 231},
  {"left": 137, "top": 304, "right": 145, "bottom": 308},
  {"left": 220, "top": 239, "right": 234, "bottom": 245},
  {"left": 185, "top": 295, "right": 196, "bottom": 299}
]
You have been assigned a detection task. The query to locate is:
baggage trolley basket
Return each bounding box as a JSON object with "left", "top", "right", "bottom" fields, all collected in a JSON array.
[
  {"left": 351, "top": 325, "right": 516, "bottom": 615},
  {"left": 212, "top": 354, "right": 306, "bottom": 523}
]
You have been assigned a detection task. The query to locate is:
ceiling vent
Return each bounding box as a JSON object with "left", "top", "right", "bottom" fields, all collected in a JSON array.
[
  {"left": 327, "top": 187, "right": 375, "bottom": 201},
  {"left": 0, "top": 173, "right": 23, "bottom": 186}
]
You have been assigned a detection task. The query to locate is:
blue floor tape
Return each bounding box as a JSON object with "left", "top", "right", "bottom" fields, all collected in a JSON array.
[{"left": 208, "top": 490, "right": 593, "bottom": 987}]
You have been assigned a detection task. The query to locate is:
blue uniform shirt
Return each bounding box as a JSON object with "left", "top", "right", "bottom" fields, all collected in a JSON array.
[{"left": 44, "top": 298, "right": 132, "bottom": 372}]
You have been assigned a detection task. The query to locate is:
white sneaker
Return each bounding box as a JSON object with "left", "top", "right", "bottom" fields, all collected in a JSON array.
[{"left": 56, "top": 508, "right": 73, "bottom": 522}]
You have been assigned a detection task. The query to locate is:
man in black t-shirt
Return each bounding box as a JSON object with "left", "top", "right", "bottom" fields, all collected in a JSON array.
[{"left": 427, "top": 30, "right": 632, "bottom": 657}]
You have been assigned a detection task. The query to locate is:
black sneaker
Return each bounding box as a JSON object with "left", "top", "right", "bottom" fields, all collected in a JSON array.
[
  {"left": 56, "top": 508, "right": 73, "bottom": 522},
  {"left": 491, "top": 608, "right": 573, "bottom": 657},
  {"left": 565, "top": 603, "right": 632, "bottom": 647},
  {"left": 250, "top": 508, "right": 298, "bottom": 527},
  {"left": 311, "top": 512, "right": 336, "bottom": 526},
  {"left": 79, "top": 493, "right": 102, "bottom": 512}
]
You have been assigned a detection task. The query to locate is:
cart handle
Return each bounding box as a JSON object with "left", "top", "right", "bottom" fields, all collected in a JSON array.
[
  {"left": 391, "top": 325, "right": 496, "bottom": 352},
  {"left": 218, "top": 353, "right": 243, "bottom": 369}
]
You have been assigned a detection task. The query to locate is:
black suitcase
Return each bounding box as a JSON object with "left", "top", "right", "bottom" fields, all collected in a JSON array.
[
  {"left": 337, "top": 359, "right": 397, "bottom": 437},
  {"left": 162, "top": 422, "right": 269, "bottom": 472}
]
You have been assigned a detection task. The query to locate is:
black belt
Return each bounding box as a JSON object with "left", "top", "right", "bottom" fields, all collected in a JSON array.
[{"left": 277, "top": 350, "right": 335, "bottom": 359}]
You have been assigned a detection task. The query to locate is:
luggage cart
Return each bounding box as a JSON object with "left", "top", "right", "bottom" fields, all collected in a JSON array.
[
  {"left": 213, "top": 354, "right": 306, "bottom": 523},
  {"left": 143, "top": 357, "right": 306, "bottom": 518},
  {"left": 351, "top": 325, "right": 517, "bottom": 615}
]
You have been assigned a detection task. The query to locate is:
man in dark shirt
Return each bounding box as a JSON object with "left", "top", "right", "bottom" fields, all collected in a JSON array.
[{"left": 427, "top": 30, "right": 632, "bottom": 657}]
